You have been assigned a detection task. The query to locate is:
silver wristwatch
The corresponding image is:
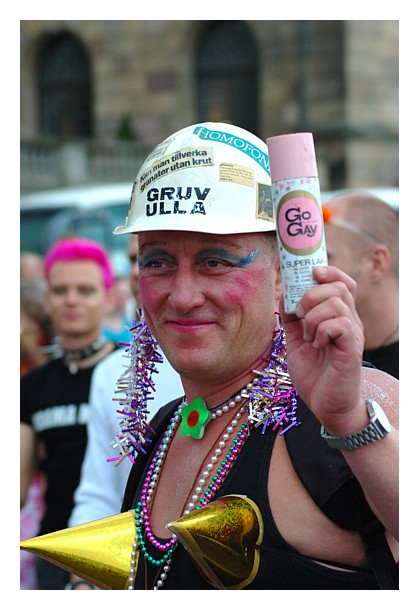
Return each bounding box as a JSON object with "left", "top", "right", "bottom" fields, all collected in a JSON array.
[{"left": 320, "top": 399, "right": 391, "bottom": 450}]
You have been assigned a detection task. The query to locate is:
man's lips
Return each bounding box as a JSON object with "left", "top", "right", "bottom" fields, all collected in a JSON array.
[
  {"left": 166, "top": 319, "right": 216, "bottom": 333},
  {"left": 64, "top": 311, "right": 82, "bottom": 321}
]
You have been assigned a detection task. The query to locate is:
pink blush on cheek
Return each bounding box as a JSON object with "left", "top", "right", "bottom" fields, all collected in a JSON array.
[{"left": 223, "top": 272, "right": 261, "bottom": 306}]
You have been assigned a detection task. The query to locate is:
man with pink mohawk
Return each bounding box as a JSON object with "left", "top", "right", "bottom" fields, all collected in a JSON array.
[{"left": 20, "top": 237, "right": 118, "bottom": 589}]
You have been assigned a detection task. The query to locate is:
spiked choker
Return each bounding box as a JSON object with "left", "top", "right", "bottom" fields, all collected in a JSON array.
[{"left": 47, "top": 335, "right": 108, "bottom": 374}]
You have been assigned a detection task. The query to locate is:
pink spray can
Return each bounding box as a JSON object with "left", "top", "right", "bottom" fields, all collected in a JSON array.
[{"left": 267, "top": 132, "right": 328, "bottom": 314}]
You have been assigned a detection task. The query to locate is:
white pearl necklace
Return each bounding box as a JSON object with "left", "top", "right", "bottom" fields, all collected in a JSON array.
[
  {"left": 128, "top": 402, "right": 249, "bottom": 590},
  {"left": 155, "top": 404, "right": 248, "bottom": 589},
  {"left": 184, "top": 404, "right": 247, "bottom": 515},
  {"left": 208, "top": 380, "right": 257, "bottom": 421}
]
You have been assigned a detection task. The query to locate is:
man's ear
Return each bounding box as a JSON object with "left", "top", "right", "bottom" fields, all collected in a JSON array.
[{"left": 368, "top": 244, "right": 391, "bottom": 283}]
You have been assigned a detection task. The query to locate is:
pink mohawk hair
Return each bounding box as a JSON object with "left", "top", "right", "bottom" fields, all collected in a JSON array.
[{"left": 44, "top": 237, "right": 114, "bottom": 292}]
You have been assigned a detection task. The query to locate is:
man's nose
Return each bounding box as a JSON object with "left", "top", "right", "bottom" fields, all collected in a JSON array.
[
  {"left": 65, "top": 288, "right": 81, "bottom": 303},
  {"left": 167, "top": 269, "right": 205, "bottom": 313}
]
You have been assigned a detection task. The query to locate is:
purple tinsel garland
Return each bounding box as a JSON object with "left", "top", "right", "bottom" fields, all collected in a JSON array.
[{"left": 108, "top": 311, "right": 164, "bottom": 465}]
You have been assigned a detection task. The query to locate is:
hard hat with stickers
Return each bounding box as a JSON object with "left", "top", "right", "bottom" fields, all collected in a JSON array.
[{"left": 113, "top": 122, "right": 275, "bottom": 236}]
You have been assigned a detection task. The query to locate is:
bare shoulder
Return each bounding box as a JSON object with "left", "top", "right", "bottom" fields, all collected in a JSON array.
[{"left": 361, "top": 366, "right": 399, "bottom": 428}]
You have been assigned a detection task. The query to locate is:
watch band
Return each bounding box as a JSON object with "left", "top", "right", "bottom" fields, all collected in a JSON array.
[{"left": 320, "top": 399, "right": 391, "bottom": 450}]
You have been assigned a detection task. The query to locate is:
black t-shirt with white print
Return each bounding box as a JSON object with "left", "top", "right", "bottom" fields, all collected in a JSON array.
[{"left": 21, "top": 359, "right": 96, "bottom": 535}]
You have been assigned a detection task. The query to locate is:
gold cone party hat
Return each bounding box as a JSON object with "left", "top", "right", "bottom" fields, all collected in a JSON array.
[
  {"left": 20, "top": 510, "right": 137, "bottom": 590},
  {"left": 166, "top": 494, "right": 264, "bottom": 589},
  {"left": 20, "top": 495, "right": 263, "bottom": 590}
]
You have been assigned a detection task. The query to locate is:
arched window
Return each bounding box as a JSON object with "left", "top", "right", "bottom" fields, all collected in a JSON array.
[
  {"left": 196, "top": 22, "right": 259, "bottom": 135},
  {"left": 37, "top": 32, "right": 93, "bottom": 138}
]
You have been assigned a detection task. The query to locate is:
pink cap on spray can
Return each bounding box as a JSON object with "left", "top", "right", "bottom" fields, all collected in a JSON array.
[{"left": 267, "top": 132, "right": 318, "bottom": 182}]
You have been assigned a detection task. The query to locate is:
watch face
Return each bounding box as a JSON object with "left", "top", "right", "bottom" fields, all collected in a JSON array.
[
  {"left": 368, "top": 400, "right": 392, "bottom": 433},
  {"left": 321, "top": 399, "right": 392, "bottom": 450}
]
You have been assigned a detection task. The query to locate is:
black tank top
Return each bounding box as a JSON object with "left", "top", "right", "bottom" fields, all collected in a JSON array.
[{"left": 122, "top": 398, "right": 385, "bottom": 589}]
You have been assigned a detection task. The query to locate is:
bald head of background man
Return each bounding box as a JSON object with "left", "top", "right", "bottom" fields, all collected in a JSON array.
[{"left": 324, "top": 190, "right": 399, "bottom": 378}]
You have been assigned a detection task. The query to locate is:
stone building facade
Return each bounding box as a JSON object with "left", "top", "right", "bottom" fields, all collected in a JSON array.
[{"left": 20, "top": 20, "right": 398, "bottom": 191}]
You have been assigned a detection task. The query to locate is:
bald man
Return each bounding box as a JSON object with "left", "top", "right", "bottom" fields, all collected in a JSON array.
[{"left": 324, "top": 191, "right": 399, "bottom": 378}]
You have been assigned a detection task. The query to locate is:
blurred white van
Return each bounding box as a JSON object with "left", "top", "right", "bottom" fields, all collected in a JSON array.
[
  {"left": 322, "top": 187, "right": 399, "bottom": 212},
  {"left": 20, "top": 183, "right": 133, "bottom": 274}
]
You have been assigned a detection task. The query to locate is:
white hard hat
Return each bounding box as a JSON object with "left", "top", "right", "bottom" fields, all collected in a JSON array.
[{"left": 114, "top": 122, "right": 275, "bottom": 235}]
